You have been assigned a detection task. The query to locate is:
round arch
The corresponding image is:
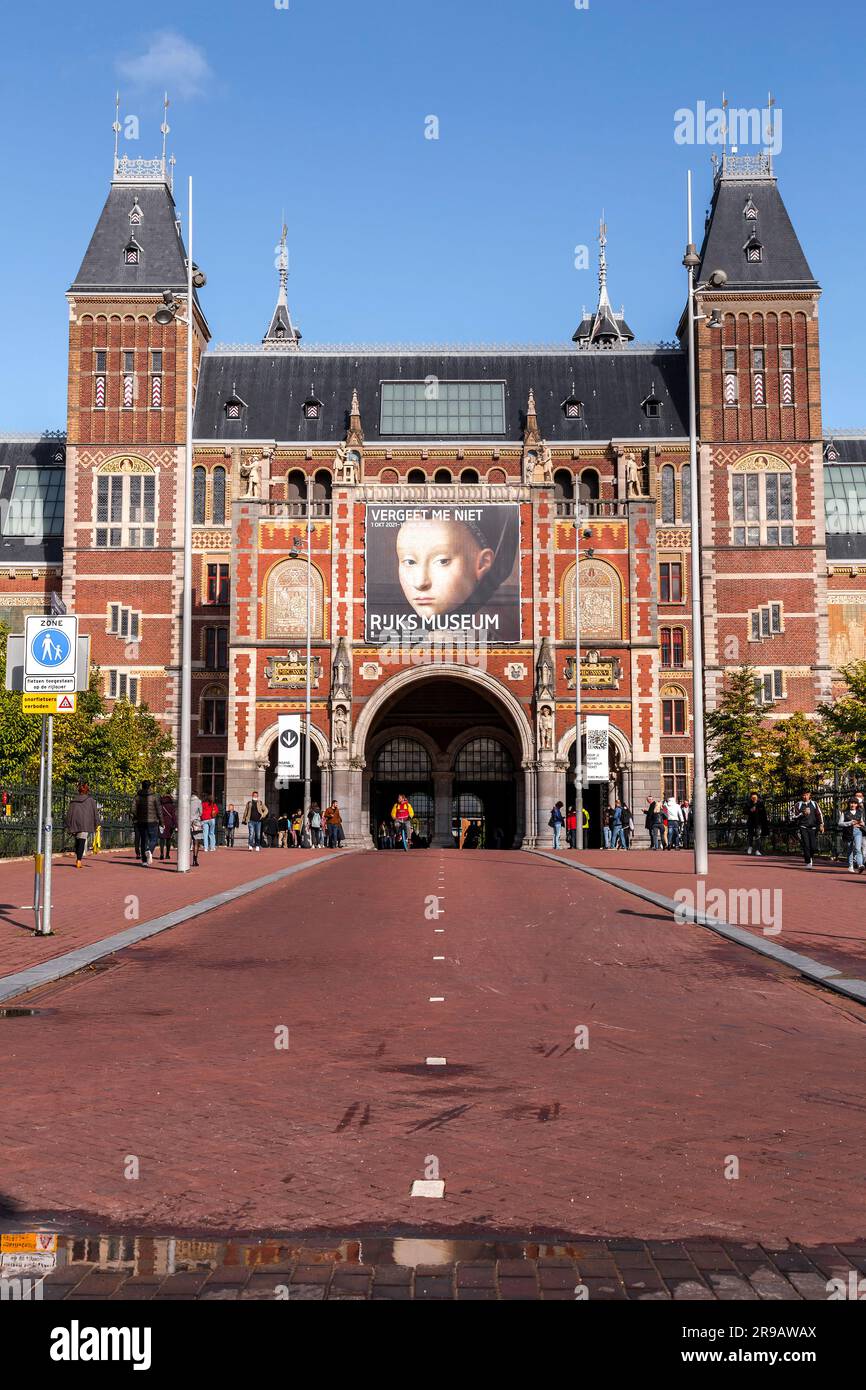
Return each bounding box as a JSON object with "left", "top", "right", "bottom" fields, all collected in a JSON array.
[
  {"left": 353, "top": 663, "right": 535, "bottom": 764},
  {"left": 557, "top": 719, "right": 631, "bottom": 767}
]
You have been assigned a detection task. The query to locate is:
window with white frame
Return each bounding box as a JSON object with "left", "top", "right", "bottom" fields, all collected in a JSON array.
[
  {"left": 107, "top": 670, "right": 140, "bottom": 704},
  {"left": 779, "top": 346, "right": 794, "bottom": 406},
  {"left": 108, "top": 604, "right": 141, "bottom": 640},
  {"left": 723, "top": 348, "right": 738, "bottom": 405},
  {"left": 95, "top": 471, "right": 156, "bottom": 548},
  {"left": 731, "top": 469, "right": 794, "bottom": 546},
  {"left": 749, "top": 602, "right": 783, "bottom": 641},
  {"left": 3, "top": 468, "right": 65, "bottom": 537},
  {"left": 751, "top": 348, "right": 766, "bottom": 405},
  {"left": 754, "top": 669, "right": 784, "bottom": 705}
]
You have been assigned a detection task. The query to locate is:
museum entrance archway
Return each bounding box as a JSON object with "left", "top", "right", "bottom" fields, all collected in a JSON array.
[
  {"left": 364, "top": 675, "right": 524, "bottom": 848},
  {"left": 567, "top": 735, "right": 624, "bottom": 849},
  {"left": 265, "top": 736, "right": 321, "bottom": 818}
]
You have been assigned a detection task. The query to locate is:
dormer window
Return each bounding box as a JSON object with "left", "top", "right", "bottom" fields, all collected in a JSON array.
[
  {"left": 128, "top": 198, "right": 143, "bottom": 227},
  {"left": 743, "top": 194, "right": 758, "bottom": 220},
  {"left": 123, "top": 238, "right": 141, "bottom": 265},
  {"left": 303, "top": 398, "right": 322, "bottom": 420},
  {"left": 224, "top": 390, "right": 247, "bottom": 421},
  {"left": 642, "top": 389, "right": 662, "bottom": 419},
  {"left": 562, "top": 397, "right": 583, "bottom": 420},
  {"left": 744, "top": 233, "right": 763, "bottom": 263}
]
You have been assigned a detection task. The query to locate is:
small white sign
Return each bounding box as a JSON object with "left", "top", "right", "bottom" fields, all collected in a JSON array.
[
  {"left": 24, "top": 615, "right": 79, "bottom": 692},
  {"left": 277, "top": 714, "right": 302, "bottom": 778}
]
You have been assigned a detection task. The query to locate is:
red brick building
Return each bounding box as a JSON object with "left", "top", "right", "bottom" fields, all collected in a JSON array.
[{"left": 6, "top": 144, "right": 862, "bottom": 845}]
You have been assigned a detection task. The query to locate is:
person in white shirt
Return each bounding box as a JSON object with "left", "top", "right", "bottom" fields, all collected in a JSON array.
[{"left": 664, "top": 796, "right": 684, "bottom": 850}]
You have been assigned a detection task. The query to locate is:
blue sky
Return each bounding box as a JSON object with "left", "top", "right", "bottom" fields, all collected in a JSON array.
[{"left": 1, "top": 0, "right": 864, "bottom": 430}]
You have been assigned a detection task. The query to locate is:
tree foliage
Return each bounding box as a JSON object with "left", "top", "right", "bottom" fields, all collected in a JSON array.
[{"left": 706, "top": 666, "right": 777, "bottom": 805}]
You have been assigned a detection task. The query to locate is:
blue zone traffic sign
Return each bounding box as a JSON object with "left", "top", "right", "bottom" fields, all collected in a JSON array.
[{"left": 30, "top": 628, "right": 72, "bottom": 668}]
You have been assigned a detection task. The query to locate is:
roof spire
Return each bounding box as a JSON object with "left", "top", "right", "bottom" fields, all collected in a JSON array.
[
  {"left": 263, "top": 221, "right": 301, "bottom": 347},
  {"left": 160, "top": 94, "right": 170, "bottom": 174},
  {"left": 112, "top": 92, "right": 121, "bottom": 172},
  {"left": 572, "top": 216, "right": 634, "bottom": 349}
]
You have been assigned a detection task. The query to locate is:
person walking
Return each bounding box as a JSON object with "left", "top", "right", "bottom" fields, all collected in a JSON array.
[
  {"left": 664, "top": 795, "right": 684, "bottom": 849},
  {"left": 565, "top": 806, "right": 577, "bottom": 850},
  {"left": 157, "top": 792, "right": 177, "bottom": 862},
  {"left": 839, "top": 798, "right": 864, "bottom": 873},
  {"left": 743, "top": 792, "right": 768, "bottom": 856},
  {"left": 242, "top": 791, "right": 267, "bottom": 851},
  {"left": 201, "top": 796, "right": 218, "bottom": 853},
  {"left": 189, "top": 799, "right": 203, "bottom": 867},
  {"left": 391, "top": 793, "right": 415, "bottom": 851},
  {"left": 649, "top": 798, "right": 665, "bottom": 851},
  {"left": 548, "top": 800, "right": 565, "bottom": 850},
  {"left": 65, "top": 782, "right": 101, "bottom": 868},
  {"left": 308, "top": 802, "right": 323, "bottom": 848},
  {"left": 793, "top": 789, "right": 824, "bottom": 868},
  {"left": 622, "top": 802, "right": 634, "bottom": 849},
  {"left": 610, "top": 800, "right": 626, "bottom": 850},
  {"left": 680, "top": 800, "right": 692, "bottom": 849},
  {"left": 132, "top": 780, "right": 161, "bottom": 866},
  {"left": 224, "top": 804, "right": 239, "bottom": 848}
]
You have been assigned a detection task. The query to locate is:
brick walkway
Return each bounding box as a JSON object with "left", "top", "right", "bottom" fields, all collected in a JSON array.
[
  {"left": 0, "top": 844, "right": 329, "bottom": 980},
  {"left": 27, "top": 1233, "right": 863, "bottom": 1300},
  {"left": 546, "top": 848, "right": 866, "bottom": 985}
]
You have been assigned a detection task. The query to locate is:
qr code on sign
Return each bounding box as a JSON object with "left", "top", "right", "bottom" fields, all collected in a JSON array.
[{"left": 587, "top": 729, "right": 607, "bottom": 751}]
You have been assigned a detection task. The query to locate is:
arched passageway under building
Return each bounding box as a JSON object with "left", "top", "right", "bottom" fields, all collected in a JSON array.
[{"left": 362, "top": 675, "right": 527, "bottom": 848}]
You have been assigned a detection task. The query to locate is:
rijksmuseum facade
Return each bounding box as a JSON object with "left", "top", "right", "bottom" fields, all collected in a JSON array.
[{"left": 2, "top": 139, "right": 865, "bottom": 846}]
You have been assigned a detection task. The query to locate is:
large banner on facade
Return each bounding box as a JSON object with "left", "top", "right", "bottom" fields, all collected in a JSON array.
[
  {"left": 585, "top": 714, "right": 610, "bottom": 783},
  {"left": 364, "top": 503, "right": 521, "bottom": 642}
]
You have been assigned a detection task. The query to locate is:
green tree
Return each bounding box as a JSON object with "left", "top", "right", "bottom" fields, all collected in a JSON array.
[
  {"left": 815, "top": 661, "right": 866, "bottom": 779},
  {"left": 706, "top": 666, "right": 776, "bottom": 807},
  {"left": 768, "top": 711, "right": 819, "bottom": 798},
  {"left": 0, "top": 625, "right": 43, "bottom": 783}
]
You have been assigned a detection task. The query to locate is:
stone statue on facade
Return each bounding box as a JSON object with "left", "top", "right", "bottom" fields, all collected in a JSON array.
[
  {"left": 539, "top": 704, "right": 554, "bottom": 752},
  {"left": 240, "top": 455, "right": 262, "bottom": 498},
  {"left": 333, "top": 704, "right": 349, "bottom": 749},
  {"left": 624, "top": 452, "right": 644, "bottom": 498}
]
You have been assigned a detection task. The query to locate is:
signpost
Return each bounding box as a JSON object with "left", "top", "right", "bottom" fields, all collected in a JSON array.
[
  {"left": 4, "top": 607, "right": 87, "bottom": 936},
  {"left": 277, "top": 714, "right": 302, "bottom": 780}
]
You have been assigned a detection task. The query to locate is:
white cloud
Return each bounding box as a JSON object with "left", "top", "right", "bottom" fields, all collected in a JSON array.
[{"left": 116, "top": 30, "right": 212, "bottom": 99}]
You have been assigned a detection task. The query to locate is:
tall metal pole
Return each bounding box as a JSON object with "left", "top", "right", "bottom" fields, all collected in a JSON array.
[
  {"left": 574, "top": 515, "right": 583, "bottom": 849},
  {"left": 39, "top": 715, "right": 54, "bottom": 936},
  {"left": 177, "top": 175, "right": 194, "bottom": 872},
  {"left": 303, "top": 473, "right": 312, "bottom": 838},
  {"left": 685, "top": 170, "right": 709, "bottom": 876},
  {"left": 33, "top": 715, "right": 47, "bottom": 930}
]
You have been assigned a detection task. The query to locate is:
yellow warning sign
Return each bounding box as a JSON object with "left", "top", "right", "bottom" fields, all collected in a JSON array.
[
  {"left": 1, "top": 1233, "right": 58, "bottom": 1253},
  {"left": 21, "top": 693, "right": 77, "bottom": 714}
]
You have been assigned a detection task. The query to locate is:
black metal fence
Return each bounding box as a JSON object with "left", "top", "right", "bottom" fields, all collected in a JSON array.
[
  {"left": 0, "top": 782, "right": 139, "bottom": 859},
  {"left": 709, "top": 786, "right": 861, "bottom": 860}
]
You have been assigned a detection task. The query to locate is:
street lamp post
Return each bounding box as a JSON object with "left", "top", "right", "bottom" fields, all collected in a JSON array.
[
  {"left": 682, "top": 169, "right": 725, "bottom": 877},
  {"left": 572, "top": 507, "right": 593, "bottom": 850},
  {"left": 177, "top": 177, "right": 194, "bottom": 872},
  {"left": 304, "top": 474, "right": 312, "bottom": 836}
]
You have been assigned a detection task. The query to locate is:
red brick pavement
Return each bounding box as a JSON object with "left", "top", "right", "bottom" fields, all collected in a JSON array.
[
  {"left": 547, "top": 848, "right": 866, "bottom": 983},
  {"left": 0, "top": 844, "right": 326, "bottom": 979},
  {"left": 2, "top": 849, "right": 865, "bottom": 1247}
]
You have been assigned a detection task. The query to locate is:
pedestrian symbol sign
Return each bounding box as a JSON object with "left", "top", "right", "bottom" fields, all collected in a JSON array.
[{"left": 24, "top": 615, "right": 79, "bottom": 692}]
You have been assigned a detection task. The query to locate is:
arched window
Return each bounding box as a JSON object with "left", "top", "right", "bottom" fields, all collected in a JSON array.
[
  {"left": 312, "top": 469, "right": 332, "bottom": 499},
  {"left": 563, "top": 558, "right": 622, "bottom": 639},
  {"left": 265, "top": 558, "right": 324, "bottom": 638},
  {"left": 553, "top": 469, "right": 574, "bottom": 500},
  {"left": 578, "top": 468, "right": 599, "bottom": 502},
  {"left": 407, "top": 468, "right": 426, "bottom": 484},
  {"left": 661, "top": 684, "right": 687, "bottom": 736},
  {"left": 461, "top": 468, "right": 480, "bottom": 483},
  {"left": 286, "top": 469, "right": 307, "bottom": 501},
  {"left": 212, "top": 466, "right": 227, "bottom": 526},
  {"left": 454, "top": 738, "right": 514, "bottom": 782},
  {"left": 201, "top": 685, "right": 227, "bottom": 737},
  {"left": 434, "top": 468, "right": 452, "bottom": 483},
  {"left": 193, "top": 466, "right": 206, "bottom": 525},
  {"left": 660, "top": 465, "right": 675, "bottom": 523},
  {"left": 374, "top": 737, "right": 431, "bottom": 780},
  {"left": 680, "top": 464, "right": 691, "bottom": 523}
]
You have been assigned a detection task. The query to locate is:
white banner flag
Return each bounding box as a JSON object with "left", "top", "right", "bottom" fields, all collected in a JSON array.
[
  {"left": 585, "top": 714, "right": 609, "bottom": 783},
  {"left": 277, "top": 714, "right": 302, "bottom": 778}
]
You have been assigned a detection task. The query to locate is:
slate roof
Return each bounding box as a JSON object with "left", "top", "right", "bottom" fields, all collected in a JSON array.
[
  {"left": 194, "top": 347, "right": 689, "bottom": 443},
  {"left": 70, "top": 180, "right": 191, "bottom": 295},
  {"left": 697, "top": 170, "right": 818, "bottom": 292},
  {"left": 824, "top": 436, "right": 866, "bottom": 463},
  {"left": 0, "top": 438, "right": 66, "bottom": 565}
]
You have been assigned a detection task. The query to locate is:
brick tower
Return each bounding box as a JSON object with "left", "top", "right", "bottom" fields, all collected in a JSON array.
[
  {"left": 694, "top": 150, "right": 830, "bottom": 718},
  {"left": 64, "top": 132, "right": 209, "bottom": 750}
]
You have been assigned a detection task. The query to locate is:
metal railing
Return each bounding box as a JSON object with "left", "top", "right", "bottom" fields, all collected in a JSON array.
[
  {"left": 0, "top": 782, "right": 141, "bottom": 859},
  {"left": 708, "top": 786, "right": 860, "bottom": 859}
]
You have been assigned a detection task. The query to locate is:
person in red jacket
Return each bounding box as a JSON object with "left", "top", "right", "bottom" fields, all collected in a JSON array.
[{"left": 201, "top": 796, "right": 218, "bottom": 852}]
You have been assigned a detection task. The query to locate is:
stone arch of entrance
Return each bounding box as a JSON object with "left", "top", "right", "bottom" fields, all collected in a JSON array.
[
  {"left": 352, "top": 664, "right": 536, "bottom": 848},
  {"left": 255, "top": 719, "right": 332, "bottom": 816},
  {"left": 557, "top": 720, "right": 633, "bottom": 848}
]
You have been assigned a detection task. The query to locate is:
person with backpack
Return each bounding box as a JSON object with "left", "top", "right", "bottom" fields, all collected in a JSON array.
[
  {"left": 548, "top": 800, "right": 565, "bottom": 849},
  {"left": 743, "top": 792, "right": 769, "bottom": 856},
  {"left": 793, "top": 790, "right": 824, "bottom": 868},
  {"left": 132, "top": 781, "right": 161, "bottom": 866},
  {"left": 391, "top": 793, "right": 415, "bottom": 851},
  {"left": 839, "top": 798, "right": 864, "bottom": 873},
  {"left": 242, "top": 791, "right": 267, "bottom": 851},
  {"left": 224, "top": 804, "right": 239, "bottom": 848},
  {"left": 65, "top": 782, "right": 101, "bottom": 869},
  {"left": 308, "top": 802, "right": 323, "bottom": 847}
]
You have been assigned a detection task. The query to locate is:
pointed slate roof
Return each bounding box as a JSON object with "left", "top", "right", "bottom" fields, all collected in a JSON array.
[
  {"left": 70, "top": 178, "right": 190, "bottom": 295},
  {"left": 263, "top": 224, "right": 301, "bottom": 345},
  {"left": 573, "top": 218, "right": 634, "bottom": 347},
  {"left": 697, "top": 155, "right": 818, "bottom": 291}
]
